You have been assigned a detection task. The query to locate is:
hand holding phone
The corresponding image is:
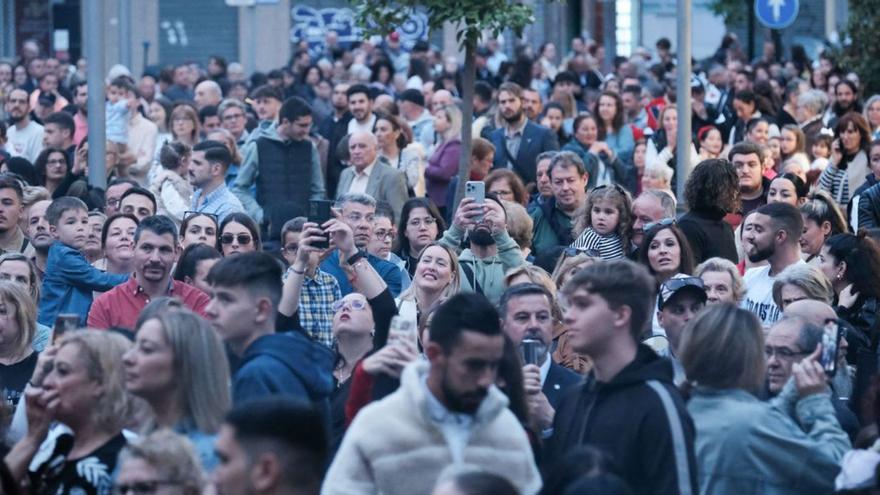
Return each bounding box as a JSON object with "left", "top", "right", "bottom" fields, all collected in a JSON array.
[
  {"left": 308, "top": 200, "right": 334, "bottom": 249},
  {"left": 465, "top": 181, "right": 485, "bottom": 223}
]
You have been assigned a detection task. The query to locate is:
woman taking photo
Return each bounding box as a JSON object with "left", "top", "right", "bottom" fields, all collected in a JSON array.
[
  {"left": 149, "top": 141, "right": 193, "bottom": 223},
  {"left": 93, "top": 213, "right": 139, "bottom": 275},
  {"left": 180, "top": 212, "right": 219, "bottom": 250},
  {"left": 395, "top": 198, "right": 446, "bottom": 278},
  {"left": 0, "top": 281, "right": 40, "bottom": 408},
  {"left": 124, "top": 307, "right": 230, "bottom": 470},
  {"left": 375, "top": 113, "right": 425, "bottom": 197},
  {"left": 594, "top": 91, "right": 635, "bottom": 165},
  {"left": 425, "top": 104, "right": 462, "bottom": 217},
  {"left": 219, "top": 212, "right": 261, "bottom": 256},
  {"left": 799, "top": 191, "right": 849, "bottom": 263},
  {"left": 562, "top": 113, "right": 632, "bottom": 189},
  {"left": 819, "top": 112, "right": 871, "bottom": 206},
  {"left": 681, "top": 304, "right": 849, "bottom": 494},
  {"left": 818, "top": 231, "right": 880, "bottom": 338}
]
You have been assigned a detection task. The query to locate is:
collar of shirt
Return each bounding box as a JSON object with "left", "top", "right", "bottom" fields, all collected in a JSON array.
[
  {"left": 127, "top": 274, "right": 174, "bottom": 296},
  {"left": 505, "top": 117, "right": 527, "bottom": 138},
  {"left": 356, "top": 162, "right": 375, "bottom": 179},
  {"left": 539, "top": 352, "right": 551, "bottom": 385},
  {"left": 422, "top": 373, "right": 474, "bottom": 427}
]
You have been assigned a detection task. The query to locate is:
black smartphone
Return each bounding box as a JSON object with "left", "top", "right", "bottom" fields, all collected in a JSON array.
[
  {"left": 308, "top": 200, "right": 334, "bottom": 249},
  {"left": 820, "top": 319, "right": 843, "bottom": 376},
  {"left": 520, "top": 338, "right": 544, "bottom": 366},
  {"left": 53, "top": 314, "right": 80, "bottom": 343}
]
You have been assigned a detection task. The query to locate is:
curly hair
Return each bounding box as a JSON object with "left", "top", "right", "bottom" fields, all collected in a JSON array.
[
  {"left": 573, "top": 184, "right": 633, "bottom": 250},
  {"left": 684, "top": 158, "right": 740, "bottom": 214}
]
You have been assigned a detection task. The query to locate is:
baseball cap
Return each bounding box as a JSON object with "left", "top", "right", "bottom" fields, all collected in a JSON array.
[
  {"left": 658, "top": 274, "right": 707, "bottom": 310},
  {"left": 399, "top": 88, "right": 425, "bottom": 107},
  {"left": 554, "top": 71, "right": 580, "bottom": 87}
]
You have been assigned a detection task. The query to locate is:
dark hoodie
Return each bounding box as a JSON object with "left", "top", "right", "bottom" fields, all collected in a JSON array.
[
  {"left": 544, "top": 345, "right": 698, "bottom": 495},
  {"left": 232, "top": 330, "right": 335, "bottom": 421}
]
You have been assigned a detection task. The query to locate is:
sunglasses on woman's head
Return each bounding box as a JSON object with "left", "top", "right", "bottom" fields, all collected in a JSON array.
[
  {"left": 332, "top": 299, "right": 368, "bottom": 312},
  {"left": 220, "top": 233, "right": 252, "bottom": 245},
  {"left": 644, "top": 217, "right": 676, "bottom": 232}
]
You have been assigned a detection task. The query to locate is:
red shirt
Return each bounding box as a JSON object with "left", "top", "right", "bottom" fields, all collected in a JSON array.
[{"left": 87, "top": 276, "right": 210, "bottom": 331}]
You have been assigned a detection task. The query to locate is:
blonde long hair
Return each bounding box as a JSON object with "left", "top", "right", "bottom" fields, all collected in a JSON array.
[
  {"left": 398, "top": 242, "right": 461, "bottom": 304},
  {"left": 0, "top": 281, "right": 36, "bottom": 359}
]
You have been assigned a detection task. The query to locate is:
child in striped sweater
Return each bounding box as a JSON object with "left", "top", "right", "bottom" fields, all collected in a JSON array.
[{"left": 570, "top": 183, "right": 633, "bottom": 260}]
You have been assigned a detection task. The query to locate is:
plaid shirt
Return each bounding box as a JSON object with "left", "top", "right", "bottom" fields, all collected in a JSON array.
[{"left": 284, "top": 267, "right": 340, "bottom": 348}]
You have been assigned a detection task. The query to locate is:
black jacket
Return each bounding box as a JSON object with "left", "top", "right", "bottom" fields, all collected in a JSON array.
[
  {"left": 853, "top": 175, "right": 880, "bottom": 229},
  {"left": 543, "top": 361, "right": 581, "bottom": 410},
  {"left": 544, "top": 345, "right": 698, "bottom": 495},
  {"left": 677, "top": 208, "right": 738, "bottom": 264}
]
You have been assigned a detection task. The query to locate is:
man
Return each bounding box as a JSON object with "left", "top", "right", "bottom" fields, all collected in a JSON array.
[
  {"left": 24, "top": 199, "right": 52, "bottom": 279},
  {"left": 764, "top": 316, "right": 859, "bottom": 439},
  {"left": 730, "top": 142, "right": 770, "bottom": 220},
  {"left": 0, "top": 176, "right": 35, "bottom": 257},
  {"left": 522, "top": 89, "right": 543, "bottom": 123},
  {"left": 345, "top": 84, "right": 376, "bottom": 135},
  {"left": 317, "top": 82, "right": 350, "bottom": 140},
  {"left": 88, "top": 215, "right": 209, "bottom": 331},
  {"left": 190, "top": 140, "right": 244, "bottom": 222},
  {"left": 71, "top": 81, "right": 88, "bottom": 145},
  {"left": 526, "top": 151, "right": 557, "bottom": 212},
  {"left": 335, "top": 131, "right": 408, "bottom": 219},
  {"left": 234, "top": 96, "right": 325, "bottom": 241},
  {"left": 42, "top": 111, "right": 75, "bottom": 160},
  {"left": 655, "top": 274, "right": 707, "bottom": 385},
  {"left": 119, "top": 187, "right": 157, "bottom": 222},
  {"left": 218, "top": 99, "right": 250, "bottom": 147},
  {"left": 499, "top": 284, "right": 580, "bottom": 436},
  {"left": 398, "top": 88, "right": 433, "bottom": 145},
  {"left": 490, "top": 82, "right": 559, "bottom": 185},
  {"left": 199, "top": 105, "right": 221, "bottom": 135},
  {"left": 4, "top": 89, "right": 44, "bottom": 162},
  {"left": 741, "top": 202, "right": 805, "bottom": 327},
  {"left": 530, "top": 151, "right": 588, "bottom": 254},
  {"left": 104, "top": 178, "right": 137, "bottom": 216},
  {"left": 194, "top": 79, "right": 222, "bottom": 110},
  {"left": 319, "top": 193, "right": 402, "bottom": 296},
  {"left": 247, "top": 85, "right": 284, "bottom": 144},
  {"left": 213, "top": 397, "right": 328, "bottom": 495},
  {"left": 797, "top": 90, "right": 828, "bottom": 153},
  {"left": 320, "top": 83, "right": 353, "bottom": 199},
  {"left": 631, "top": 189, "right": 676, "bottom": 254},
  {"left": 439, "top": 196, "right": 525, "bottom": 305},
  {"left": 205, "top": 252, "right": 334, "bottom": 408},
  {"left": 163, "top": 63, "right": 194, "bottom": 102},
  {"left": 120, "top": 80, "right": 159, "bottom": 185},
  {"left": 621, "top": 84, "right": 648, "bottom": 128},
  {"left": 546, "top": 260, "right": 698, "bottom": 495},
  {"left": 323, "top": 293, "right": 542, "bottom": 495}
]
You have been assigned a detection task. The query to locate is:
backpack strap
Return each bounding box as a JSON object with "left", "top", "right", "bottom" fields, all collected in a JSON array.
[{"left": 646, "top": 380, "right": 693, "bottom": 495}]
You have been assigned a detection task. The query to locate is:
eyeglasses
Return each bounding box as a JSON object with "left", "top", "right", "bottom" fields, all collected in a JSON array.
[
  {"left": 222, "top": 112, "right": 245, "bottom": 121},
  {"left": 106, "top": 198, "right": 121, "bottom": 209},
  {"left": 562, "top": 247, "right": 601, "bottom": 258},
  {"left": 332, "top": 298, "right": 368, "bottom": 312},
  {"left": 407, "top": 217, "right": 437, "bottom": 228},
  {"left": 282, "top": 243, "right": 298, "bottom": 253},
  {"left": 373, "top": 229, "right": 394, "bottom": 241},
  {"left": 221, "top": 233, "right": 252, "bottom": 245},
  {"left": 662, "top": 276, "right": 705, "bottom": 292},
  {"left": 113, "top": 480, "right": 178, "bottom": 495},
  {"left": 764, "top": 346, "right": 810, "bottom": 361},
  {"left": 644, "top": 217, "right": 676, "bottom": 232}
]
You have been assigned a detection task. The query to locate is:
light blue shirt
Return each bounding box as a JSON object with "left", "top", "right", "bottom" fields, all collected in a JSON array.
[
  {"left": 191, "top": 183, "right": 245, "bottom": 223},
  {"left": 421, "top": 373, "right": 474, "bottom": 463}
]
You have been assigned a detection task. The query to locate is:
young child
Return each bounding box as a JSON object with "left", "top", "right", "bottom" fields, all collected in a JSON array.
[
  {"left": 37, "top": 197, "right": 129, "bottom": 327},
  {"left": 105, "top": 77, "right": 131, "bottom": 154},
  {"left": 807, "top": 132, "right": 834, "bottom": 188},
  {"left": 570, "top": 184, "right": 632, "bottom": 260}
]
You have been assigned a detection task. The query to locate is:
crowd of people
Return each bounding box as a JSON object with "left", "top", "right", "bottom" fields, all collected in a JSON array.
[{"left": 0, "top": 27, "right": 879, "bottom": 494}]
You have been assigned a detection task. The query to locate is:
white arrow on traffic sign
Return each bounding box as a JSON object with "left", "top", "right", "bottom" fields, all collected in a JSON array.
[{"left": 769, "top": 0, "right": 784, "bottom": 21}]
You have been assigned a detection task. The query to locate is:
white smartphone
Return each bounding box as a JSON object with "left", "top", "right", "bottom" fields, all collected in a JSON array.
[
  {"left": 465, "top": 181, "right": 485, "bottom": 222},
  {"left": 388, "top": 315, "right": 417, "bottom": 347}
]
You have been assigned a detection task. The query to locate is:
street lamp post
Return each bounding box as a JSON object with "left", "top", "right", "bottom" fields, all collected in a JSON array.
[
  {"left": 675, "top": 0, "right": 692, "bottom": 203},
  {"left": 86, "top": 0, "right": 106, "bottom": 189}
]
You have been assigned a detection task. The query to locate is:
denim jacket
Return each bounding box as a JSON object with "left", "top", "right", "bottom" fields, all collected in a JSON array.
[{"left": 37, "top": 241, "right": 128, "bottom": 327}]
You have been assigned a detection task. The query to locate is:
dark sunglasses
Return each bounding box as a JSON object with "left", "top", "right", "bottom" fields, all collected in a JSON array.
[
  {"left": 644, "top": 217, "right": 676, "bottom": 232},
  {"left": 662, "top": 276, "right": 705, "bottom": 292},
  {"left": 220, "top": 233, "right": 252, "bottom": 245}
]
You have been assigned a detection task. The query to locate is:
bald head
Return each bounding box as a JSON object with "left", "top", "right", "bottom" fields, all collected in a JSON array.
[
  {"left": 431, "top": 90, "right": 453, "bottom": 113},
  {"left": 195, "top": 80, "right": 222, "bottom": 109},
  {"left": 784, "top": 299, "right": 836, "bottom": 327},
  {"left": 348, "top": 130, "right": 378, "bottom": 171}
]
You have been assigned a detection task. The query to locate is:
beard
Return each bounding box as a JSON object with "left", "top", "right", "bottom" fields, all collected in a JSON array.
[
  {"left": 469, "top": 227, "right": 495, "bottom": 246},
  {"left": 502, "top": 108, "right": 523, "bottom": 125},
  {"left": 8, "top": 112, "right": 24, "bottom": 124},
  {"left": 441, "top": 370, "right": 486, "bottom": 414},
  {"left": 747, "top": 242, "right": 775, "bottom": 263}
]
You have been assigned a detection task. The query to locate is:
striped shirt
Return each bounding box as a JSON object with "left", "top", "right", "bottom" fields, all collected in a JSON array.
[
  {"left": 818, "top": 165, "right": 849, "bottom": 206},
  {"left": 570, "top": 227, "right": 625, "bottom": 260}
]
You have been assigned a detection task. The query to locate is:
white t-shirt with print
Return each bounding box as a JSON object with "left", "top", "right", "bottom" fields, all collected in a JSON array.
[{"left": 741, "top": 260, "right": 805, "bottom": 327}]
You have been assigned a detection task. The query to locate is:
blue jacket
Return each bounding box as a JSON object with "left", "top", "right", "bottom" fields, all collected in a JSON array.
[
  {"left": 233, "top": 331, "right": 335, "bottom": 422},
  {"left": 38, "top": 242, "right": 128, "bottom": 327},
  {"left": 320, "top": 250, "right": 403, "bottom": 297}
]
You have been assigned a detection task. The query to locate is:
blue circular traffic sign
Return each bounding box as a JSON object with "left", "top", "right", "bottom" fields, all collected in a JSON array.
[{"left": 754, "top": 0, "right": 799, "bottom": 29}]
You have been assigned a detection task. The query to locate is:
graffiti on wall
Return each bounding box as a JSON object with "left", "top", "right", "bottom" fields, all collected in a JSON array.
[{"left": 290, "top": 6, "right": 428, "bottom": 52}]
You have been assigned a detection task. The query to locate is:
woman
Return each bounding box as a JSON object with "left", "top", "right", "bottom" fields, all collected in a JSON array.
[
  {"left": 180, "top": 211, "right": 219, "bottom": 250},
  {"left": 638, "top": 222, "right": 695, "bottom": 285},
  {"left": 641, "top": 163, "right": 674, "bottom": 194},
  {"left": 425, "top": 105, "right": 462, "bottom": 216},
  {"left": 93, "top": 213, "right": 138, "bottom": 274},
  {"left": 594, "top": 91, "right": 635, "bottom": 165},
  {"left": 219, "top": 212, "right": 261, "bottom": 256},
  {"left": 396, "top": 243, "right": 460, "bottom": 325},
  {"left": 819, "top": 112, "right": 871, "bottom": 206},
  {"left": 149, "top": 96, "right": 174, "bottom": 153},
  {"left": 170, "top": 104, "right": 200, "bottom": 148},
  {"left": 745, "top": 116, "right": 771, "bottom": 146},
  {"left": 694, "top": 257, "right": 745, "bottom": 304},
  {"left": 84, "top": 211, "right": 106, "bottom": 264},
  {"left": 779, "top": 124, "right": 810, "bottom": 174},
  {"left": 375, "top": 113, "right": 425, "bottom": 197},
  {"left": 563, "top": 113, "right": 631, "bottom": 189},
  {"left": 818, "top": 232, "right": 880, "bottom": 339},
  {"left": 17, "top": 331, "right": 135, "bottom": 494},
  {"left": 115, "top": 429, "right": 205, "bottom": 495},
  {"left": 695, "top": 125, "right": 726, "bottom": 161},
  {"left": 33, "top": 147, "right": 70, "bottom": 195},
  {"left": 799, "top": 191, "right": 849, "bottom": 263},
  {"left": 767, "top": 173, "right": 808, "bottom": 207},
  {"left": 678, "top": 158, "right": 740, "bottom": 264},
  {"left": 173, "top": 244, "right": 222, "bottom": 294},
  {"left": 485, "top": 169, "right": 529, "bottom": 207},
  {"left": 395, "top": 198, "right": 447, "bottom": 278},
  {"left": 0, "top": 254, "right": 50, "bottom": 350},
  {"left": 646, "top": 105, "right": 679, "bottom": 172},
  {"left": 541, "top": 102, "right": 570, "bottom": 146},
  {"left": 729, "top": 90, "right": 760, "bottom": 145},
  {"left": 771, "top": 263, "right": 834, "bottom": 310},
  {"left": 864, "top": 94, "right": 880, "bottom": 140},
  {"left": 149, "top": 141, "right": 193, "bottom": 223},
  {"left": 124, "top": 307, "right": 230, "bottom": 470},
  {"left": 680, "top": 304, "right": 849, "bottom": 495},
  {"left": 0, "top": 281, "right": 40, "bottom": 407}
]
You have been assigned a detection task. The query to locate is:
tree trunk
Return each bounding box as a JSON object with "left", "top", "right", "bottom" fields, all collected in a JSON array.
[{"left": 452, "top": 44, "right": 477, "bottom": 215}]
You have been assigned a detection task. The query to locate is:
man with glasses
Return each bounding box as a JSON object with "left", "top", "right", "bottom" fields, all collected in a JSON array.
[
  {"left": 764, "top": 315, "right": 859, "bottom": 439},
  {"left": 88, "top": 215, "right": 209, "bottom": 331},
  {"left": 218, "top": 98, "right": 250, "bottom": 147},
  {"left": 366, "top": 203, "right": 411, "bottom": 291},
  {"left": 319, "top": 193, "right": 402, "bottom": 297},
  {"left": 233, "top": 96, "right": 325, "bottom": 242},
  {"left": 104, "top": 178, "right": 137, "bottom": 216},
  {"left": 189, "top": 140, "right": 244, "bottom": 223}
]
